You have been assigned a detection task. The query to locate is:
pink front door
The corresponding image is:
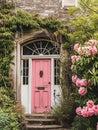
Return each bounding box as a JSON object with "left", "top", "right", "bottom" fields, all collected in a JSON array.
[{"left": 32, "top": 59, "right": 51, "bottom": 113}]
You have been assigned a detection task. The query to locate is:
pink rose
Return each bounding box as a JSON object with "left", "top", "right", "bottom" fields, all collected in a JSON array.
[
  {"left": 71, "top": 55, "right": 81, "bottom": 64},
  {"left": 81, "top": 106, "right": 89, "bottom": 117},
  {"left": 72, "top": 75, "right": 78, "bottom": 84},
  {"left": 85, "top": 46, "right": 92, "bottom": 56},
  {"left": 76, "top": 78, "right": 82, "bottom": 87},
  {"left": 88, "top": 40, "right": 98, "bottom": 46},
  {"left": 92, "top": 105, "right": 98, "bottom": 115},
  {"left": 75, "top": 78, "right": 91, "bottom": 87},
  {"left": 74, "top": 44, "right": 80, "bottom": 51},
  {"left": 87, "top": 100, "right": 94, "bottom": 108},
  {"left": 78, "top": 87, "right": 87, "bottom": 95},
  {"left": 76, "top": 56, "right": 81, "bottom": 62},
  {"left": 77, "top": 47, "right": 83, "bottom": 55},
  {"left": 76, "top": 107, "right": 82, "bottom": 115},
  {"left": 71, "top": 55, "right": 76, "bottom": 64},
  {"left": 79, "top": 79, "right": 88, "bottom": 87},
  {"left": 87, "top": 108, "right": 95, "bottom": 116},
  {"left": 91, "top": 46, "right": 97, "bottom": 55}
]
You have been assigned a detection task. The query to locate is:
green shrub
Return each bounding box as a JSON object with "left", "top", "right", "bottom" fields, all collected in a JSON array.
[
  {"left": 0, "top": 108, "right": 19, "bottom": 130},
  {"left": 0, "top": 87, "right": 15, "bottom": 108},
  {"left": 53, "top": 95, "right": 76, "bottom": 127},
  {"left": 0, "top": 88, "right": 25, "bottom": 130},
  {"left": 71, "top": 115, "right": 97, "bottom": 130},
  {"left": 13, "top": 103, "right": 26, "bottom": 129}
]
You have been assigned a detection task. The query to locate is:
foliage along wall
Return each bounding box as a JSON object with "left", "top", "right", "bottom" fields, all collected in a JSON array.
[
  {"left": 0, "top": 2, "right": 65, "bottom": 88},
  {"left": 0, "top": 2, "right": 74, "bottom": 124},
  {"left": 0, "top": 2, "right": 67, "bottom": 129}
]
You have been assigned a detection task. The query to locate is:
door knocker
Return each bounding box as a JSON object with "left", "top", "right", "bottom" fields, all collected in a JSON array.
[{"left": 39, "top": 70, "right": 43, "bottom": 78}]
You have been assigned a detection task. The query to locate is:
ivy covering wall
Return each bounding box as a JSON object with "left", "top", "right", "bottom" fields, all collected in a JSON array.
[{"left": 0, "top": 2, "right": 64, "bottom": 88}]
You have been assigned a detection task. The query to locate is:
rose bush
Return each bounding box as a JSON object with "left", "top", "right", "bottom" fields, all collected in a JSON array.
[
  {"left": 76, "top": 100, "right": 98, "bottom": 117},
  {"left": 71, "top": 40, "right": 98, "bottom": 129}
]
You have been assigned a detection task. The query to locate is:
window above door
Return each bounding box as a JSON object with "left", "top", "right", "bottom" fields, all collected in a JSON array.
[{"left": 22, "top": 40, "right": 60, "bottom": 56}]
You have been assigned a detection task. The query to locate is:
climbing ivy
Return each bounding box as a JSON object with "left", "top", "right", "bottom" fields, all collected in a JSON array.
[
  {"left": 0, "top": 3, "right": 14, "bottom": 87},
  {"left": 1, "top": 0, "right": 98, "bottom": 90},
  {"left": 0, "top": 2, "right": 64, "bottom": 87}
]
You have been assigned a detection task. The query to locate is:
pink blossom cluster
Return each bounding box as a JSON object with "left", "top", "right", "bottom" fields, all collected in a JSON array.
[
  {"left": 72, "top": 75, "right": 91, "bottom": 87},
  {"left": 74, "top": 40, "right": 98, "bottom": 56},
  {"left": 76, "top": 100, "right": 98, "bottom": 117},
  {"left": 72, "top": 75, "right": 91, "bottom": 95},
  {"left": 71, "top": 55, "right": 81, "bottom": 64},
  {"left": 78, "top": 87, "right": 87, "bottom": 95},
  {"left": 88, "top": 40, "right": 98, "bottom": 46}
]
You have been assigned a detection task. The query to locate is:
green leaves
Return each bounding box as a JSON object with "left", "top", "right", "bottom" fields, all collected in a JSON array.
[
  {"left": 0, "top": 87, "right": 19, "bottom": 130},
  {"left": 79, "top": 0, "right": 98, "bottom": 14},
  {"left": 43, "top": 17, "right": 62, "bottom": 31},
  {"left": 89, "top": 67, "right": 98, "bottom": 86},
  {"left": 15, "top": 10, "right": 39, "bottom": 29},
  {"left": 0, "top": 108, "right": 19, "bottom": 130}
]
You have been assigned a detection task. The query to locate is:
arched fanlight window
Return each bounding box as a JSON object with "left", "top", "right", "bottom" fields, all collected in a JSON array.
[{"left": 22, "top": 40, "right": 60, "bottom": 55}]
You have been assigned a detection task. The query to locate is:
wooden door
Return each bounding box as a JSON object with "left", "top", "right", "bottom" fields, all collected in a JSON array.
[{"left": 32, "top": 59, "right": 51, "bottom": 113}]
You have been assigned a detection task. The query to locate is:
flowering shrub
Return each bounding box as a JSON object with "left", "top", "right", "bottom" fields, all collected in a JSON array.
[
  {"left": 76, "top": 100, "right": 98, "bottom": 117},
  {"left": 71, "top": 40, "right": 98, "bottom": 120},
  {"left": 72, "top": 75, "right": 91, "bottom": 88},
  {"left": 73, "top": 40, "right": 98, "bottom": 56}
]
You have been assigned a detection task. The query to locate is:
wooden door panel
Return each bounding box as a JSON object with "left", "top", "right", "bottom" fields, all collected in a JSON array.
[
  {"left": 34, "top": 91, "right": 40, "bottom": 108},
  {"left": 43, "top": 91, "right": 49, "bottom": 107},
  {"left": 32, "top": 59, "right": 51, "bottom": 113}
]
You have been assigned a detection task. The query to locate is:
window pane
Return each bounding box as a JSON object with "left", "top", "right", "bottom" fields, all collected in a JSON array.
[
  {"left": 23, "top": 60, "right": 29, "bottom": 85},
  {"left": 23, "top": 41, "right": 60, "bottom": 55},
  {"left": 54, "top": 59, "right": 60, "bottom": 85}
]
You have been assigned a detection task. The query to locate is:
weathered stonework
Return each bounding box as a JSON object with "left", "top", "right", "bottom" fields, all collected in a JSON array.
[{"left": 13, "top": 0, "right": 70, "bottom": 20}]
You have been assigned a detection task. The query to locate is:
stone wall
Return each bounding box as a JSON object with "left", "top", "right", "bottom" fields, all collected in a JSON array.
[{"left": 13, "top": 0, "right": 71, "bottom": 20}]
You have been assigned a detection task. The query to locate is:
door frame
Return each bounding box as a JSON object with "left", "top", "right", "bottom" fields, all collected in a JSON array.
[
  {"left": 16, "top": 35, "right": 61, "bottom": 114},
  {"left": 21, "top": 56, "right": 60, "bottom": 114}
]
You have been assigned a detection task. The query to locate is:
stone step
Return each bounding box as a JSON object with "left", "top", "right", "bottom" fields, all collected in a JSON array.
[
  {"left": 26, "top": 124, "right": 62, "bottom": 129},
  {"left": 26, "top": 114, "right": 53, "bottom": 119},
  {"left": 26, "top": 118, "right": 56, "bottom": 122},
  {"left": 25, "top": 114, "right": 65, "bottom": 130},
  {"left": 25, "top": 118, "right": 57, "bottom": 125}
]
